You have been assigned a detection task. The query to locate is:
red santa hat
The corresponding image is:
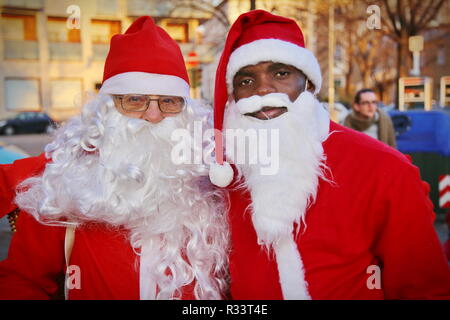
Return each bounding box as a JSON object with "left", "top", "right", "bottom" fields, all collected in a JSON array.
[
  {"left": 99, "top": 16, "right": 190, "bottom": 97},
  {"left": 209, "top": 10, "right": 322, "bottom": 188}
]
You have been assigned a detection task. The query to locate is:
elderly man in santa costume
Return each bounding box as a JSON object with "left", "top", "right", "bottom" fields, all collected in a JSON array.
[
  {"left": 0, "top": 16, "right": 228, "bottom": 300},
  {"left": 208, "top": 10, "right": 450, "bottom": 299}
]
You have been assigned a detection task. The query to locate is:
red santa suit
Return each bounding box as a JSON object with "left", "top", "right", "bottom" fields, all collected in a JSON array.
[
  {"left": 0, "top": 155, "right": 196, "bottom": 300},
  {"left": 227, "top": 122, "right": 450, "bottom": 299},
  {"left": 209, "top": 10, "right": 450, "bottom": 299},
  {"left": 0, "top": 16, "right": 207, "bottom": 300}
]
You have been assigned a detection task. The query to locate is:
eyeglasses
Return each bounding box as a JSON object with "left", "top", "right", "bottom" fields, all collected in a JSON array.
[{"left": 112, "top": 94, "right": 186, "bottom": 114}]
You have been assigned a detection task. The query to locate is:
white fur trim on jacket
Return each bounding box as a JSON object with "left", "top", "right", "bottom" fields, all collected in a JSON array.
[
  {"left": 273, "top": 235, "right": 311, "bottom": 300},
  {"left": 99, "top": 72, "right": 190, "bottom": 97},
  {"left": 226, "top": 39, "right": 322, "bottom": 94}
]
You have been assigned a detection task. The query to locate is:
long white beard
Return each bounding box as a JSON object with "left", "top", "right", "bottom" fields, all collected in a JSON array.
[
  {"left": 15, "top": 94, "right": 229, "bottom": 300},
  {"left": 224, "top": 91, "right": 329, "bottom": 246},
  {"left": 223, "top": 91, "right": 330, "bottom": 299}
]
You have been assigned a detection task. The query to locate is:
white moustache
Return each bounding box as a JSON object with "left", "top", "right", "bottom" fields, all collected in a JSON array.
[{"left": 235, "top": 93, "right": 292, "bottom": 115}]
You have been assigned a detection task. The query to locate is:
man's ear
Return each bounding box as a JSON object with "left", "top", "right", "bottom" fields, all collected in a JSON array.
[{"left": 353, "top": 103, "right": 360, "bottom": 112}]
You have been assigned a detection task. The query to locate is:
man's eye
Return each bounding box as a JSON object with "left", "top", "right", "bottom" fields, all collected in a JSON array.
[
  {"left": 275, "top": 71, "right": 290, "bottom": 77},
  {"left": 238, "top": 79, "right": 253, "bottom": 86}
]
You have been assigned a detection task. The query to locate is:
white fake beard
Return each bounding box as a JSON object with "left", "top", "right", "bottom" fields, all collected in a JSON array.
[
  {"left": 15, "top": 95, "right": 229, "bottom": 300},
  {"left": 223, "top": 91, "right": 330, "bottom": 248},
  {"left": 17, "top": 104, "right": 192, "bottom": 227}
]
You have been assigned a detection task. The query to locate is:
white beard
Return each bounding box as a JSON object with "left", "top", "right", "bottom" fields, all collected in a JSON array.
[
  {"left": 223, "top": 91, "right": 330, "bottom": 299},
  {"left": 15, "top": 94, "right": 229, "bottom": 300},
  {"left": 224, "top": 91, "right": 330, "bottom": 247}
]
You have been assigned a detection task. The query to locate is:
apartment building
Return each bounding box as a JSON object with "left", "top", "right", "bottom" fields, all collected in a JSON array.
[{"left": 0, "top": 0, "right": 213, "bottom": 121}]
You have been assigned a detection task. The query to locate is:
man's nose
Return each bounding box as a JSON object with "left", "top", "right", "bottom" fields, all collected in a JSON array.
[
  {"left": 141, "top": 100, "right": 164, "bottom": 123},
  {"left": 255, "top": 75, "right": 276, "bottom": 96}
]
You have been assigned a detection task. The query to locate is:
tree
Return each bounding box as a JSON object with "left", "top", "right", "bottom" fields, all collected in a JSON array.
[{"left": 377, "top": 0, "right": 447, "bottom": 105}]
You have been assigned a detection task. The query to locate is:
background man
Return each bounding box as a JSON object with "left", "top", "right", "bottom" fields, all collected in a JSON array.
[
  {"left": 209, "top": 10, "right": 450, "bottom": 300},
  {"left": 0, "top": 16, "right": 228, "bottom": 300},
  {"left": 344, "top": 88, "right": 397, "bottom": 148}
]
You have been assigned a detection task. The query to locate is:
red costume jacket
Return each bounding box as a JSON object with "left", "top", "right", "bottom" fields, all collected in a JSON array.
[
  {"left": 0, "top": 155, "right": 195, "bottom": 300},
  {"left": 227, "top": 122, "right": 450, "bottom": 299},
  {"left": 1, "top": 122, "right": 449, "bottom": 299}
]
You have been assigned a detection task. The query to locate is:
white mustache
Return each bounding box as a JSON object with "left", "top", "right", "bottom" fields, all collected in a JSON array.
[{"left": 235, "top": 93, "right": 292, "bottom": 115}]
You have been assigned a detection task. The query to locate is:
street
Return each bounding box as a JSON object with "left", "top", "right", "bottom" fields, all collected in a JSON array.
[{"left": 0, "top": 133, "right": 53, "bottom": 157}]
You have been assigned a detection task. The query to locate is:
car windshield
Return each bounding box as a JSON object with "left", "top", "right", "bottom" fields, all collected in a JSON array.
[{"left": 16, "top": 113, "right": 46, "bottom": 120}]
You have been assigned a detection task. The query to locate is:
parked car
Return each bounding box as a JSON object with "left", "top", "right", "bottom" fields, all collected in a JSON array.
[{"left": 0, "top": 112, "right": 57, "bottom": 135}]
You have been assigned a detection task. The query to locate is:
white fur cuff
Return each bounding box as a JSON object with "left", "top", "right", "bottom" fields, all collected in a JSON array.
[
  {"left": 226, "top": 39, "right": 322, "bottom": 94},
  {"left": 100, "top": 72, "right": 190, "bottom": 97}
]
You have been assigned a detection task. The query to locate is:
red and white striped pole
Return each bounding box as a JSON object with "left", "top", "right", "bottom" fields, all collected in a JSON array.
[
  {"left": 439, "top": 175, "right": 450, "bottom": 209},
  {"left": 439, "top": 174, "right": 450, "bottom": 260}
]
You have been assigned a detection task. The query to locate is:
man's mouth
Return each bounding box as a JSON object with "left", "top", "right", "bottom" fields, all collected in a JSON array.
[{"left": 245, "top": 106, "right": 288, "bottom": 120}]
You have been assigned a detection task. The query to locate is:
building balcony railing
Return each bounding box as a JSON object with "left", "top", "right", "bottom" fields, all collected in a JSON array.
[
  {"left": 4, "top": 40, "right": 39, "bottom": 59},
  {"left": 1, "top": 0, "right": 44, "bottom": 9},
  {"left": 127, "top": 0, "right": 161, "bottom": 17},
  {"left": 48, "top": 42, "right": 82, "bottom": 60},
  {"left": 92, "top": 43, "right": 109, "bottom": 61}
]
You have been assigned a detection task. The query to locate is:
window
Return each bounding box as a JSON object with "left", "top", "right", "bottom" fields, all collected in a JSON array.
[
  {"left": 47, "top": 17, "right": 81, "bottom": 60},
  {"left": 91, "top": 19, "right": 121, "bottom": 60},
  {"left": 5, "top": 78, "right": 41, "bottom": 111},
  {"left": 50, "top": 79, "right": 82, "bottom": 110},
  {"left": 91, "top": 19, "right": 121, "bottom": 43},
  {"left": 47, "top": 16, "right": 80, "bottom": 42},
  {"left": 165, "top": 22, "right": 189, "bottom": 43},
  {"left": 2, "top": 13, "right": 38, "bottom": 59},
  {"left": 1, "top": 13, "right": 37, "bottom": 40}
]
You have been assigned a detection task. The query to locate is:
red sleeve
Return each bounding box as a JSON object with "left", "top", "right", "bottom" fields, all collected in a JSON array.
[
  {"left": 373, "top": 161, "right": 450, "bottom": 299},
  {"left": 0, "top": 212, "right": 66, "bottom": 299},
  {"left": 0, "top": 153, "right": 48, "bottom": 218}
]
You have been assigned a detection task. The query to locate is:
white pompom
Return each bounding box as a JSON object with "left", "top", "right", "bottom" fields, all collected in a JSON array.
[{"left": 209, "top": 161, "right": 234, "bottom": 187}]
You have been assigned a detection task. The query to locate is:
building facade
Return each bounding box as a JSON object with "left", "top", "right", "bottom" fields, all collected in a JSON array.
[{"left": 0, "top": 0, "right": 214, "bottom": 121}]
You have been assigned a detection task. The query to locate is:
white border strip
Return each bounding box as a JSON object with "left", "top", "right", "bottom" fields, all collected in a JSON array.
[
  {"left": 226, "top": 39, "right": 322, "bottom": 94},
  {"left": 99, "top": 72, "right": 190, "bottom": 97}
]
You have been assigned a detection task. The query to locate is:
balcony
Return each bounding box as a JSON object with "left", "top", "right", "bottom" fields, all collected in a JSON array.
[
  {"left": 1, "top": 0, "right": 43, "bottom": 9},
  {"left": 96, "top": 0, "right": 118, "bottom": 15},
  {"left": 4, "top": 40, "right": 38, "bottom": 59},
  {"left": 92, "top": 43, "right": 109, "bottom": 61},
  {"left": 48, "top": 42, "right": 82, "bottom": 60},
  {"left": 127, "top": 0, "right": 161, "bottom": 16}
]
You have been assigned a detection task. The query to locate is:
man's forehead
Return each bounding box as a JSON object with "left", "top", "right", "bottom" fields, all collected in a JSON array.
[
  {"left": 360, "top": 91, "right": 377, "bottom": 100},
  {"left": 235, "top": 61, "right": 298, "bottom": 75}
]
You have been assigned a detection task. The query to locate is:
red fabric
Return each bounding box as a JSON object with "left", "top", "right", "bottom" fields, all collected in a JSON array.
[
  {"left": 0, "top": 156, "right": 196, "bottom": 300},
  {"left": 444, "top": 239, "right": 450, "bottom": 261},
  {"left": 102, "top": 16, "right": 189, "bottom": 85},
  {"left": 214, "top": 10, "right": 305, "bottom": 134},
  {"left": 0, "top": 154, "right": 48, "bottom": 219},
  {"left": 227, "top": 122, "right": 450, "bottom": 299}
]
